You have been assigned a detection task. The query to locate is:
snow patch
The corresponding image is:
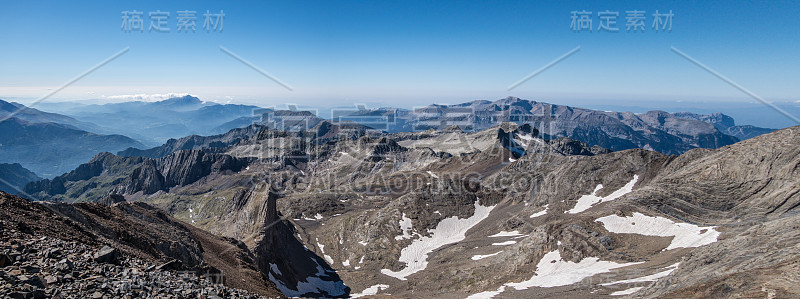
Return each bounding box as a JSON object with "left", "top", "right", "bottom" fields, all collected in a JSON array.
[
  {"left": 491, "top": 241, "right": 517, "bottom": 246},
  {"left": 517, "top": 134, "right": 534, "bottom": 141},
  {"left": 506, "top": 250, "right": 641, "bottom": 290},
  {"left": 488, "top": 231, "right": 524, "bottom": 238},
  {"left": 471, "top": 251, "right": 503, "bottom": 261},
  {"left": 465, "top": 286, "right": 506, "bottom": 299},
  {"left": 342, "top": 259, "right": 350, "bottom": 267},
  {"left": 601, "top": 263, "right": 680, "bottom": 286},
  {"left": 426, "top": 171, "right": 439, "bottom": 179},
  {"left": 267, "top": 256, "right": 348, "bottom": 297},
  {"left": 567, "top": 175, "right": 638, "bottom": 214},
  {"left": 358, "top": 241, "right": 368, "bottom": 246},
  {"left": 530, "top": 204, "right": 548, "bottom": 218},
  {"left": 394, "top": 213, "right": 415, "bottom": 240},
  {"left": 597, "top": 213, "right": 720, "bottom": 250},
  {"left": 269, "top": 263, "right": 282, "bottom": 276},
  {"left": 610, "top": 287, "right": 643, "bottom": 296},
  {"left": 351, "top": 284, "right": 390, "bottom": 298},
  {"left": 381, "top": 200, "right": 496, "bottom": 280}
]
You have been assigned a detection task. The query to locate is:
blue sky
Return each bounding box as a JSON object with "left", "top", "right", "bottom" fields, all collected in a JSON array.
[{"left": 1, "top": 0, "right": 798, "bottom": 109}]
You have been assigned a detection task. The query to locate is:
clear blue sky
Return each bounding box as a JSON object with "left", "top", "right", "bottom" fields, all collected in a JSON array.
[{"left": 1, "top": 0, "right": 798, "bottom": 108}]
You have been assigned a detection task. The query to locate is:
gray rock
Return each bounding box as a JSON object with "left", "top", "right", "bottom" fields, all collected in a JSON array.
[{"left": 92, "top": 246, "right": 118, "bottom": 264}]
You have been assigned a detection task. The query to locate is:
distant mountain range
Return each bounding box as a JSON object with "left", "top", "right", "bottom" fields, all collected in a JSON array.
[
  {"left": 0, "top": 95, "right": 780, "bottom": 180},
  {"left": 0, "top": 117, "right": 143, "bottom": 178},
  {"left": 35, "top": 95, "right": 264, "bottom": 147},
  {"left": 0, "top": 99, "right": 102, "bottom": 132},
  {"left": 278, "top": 97, "right": 775, "bottom": 155}
]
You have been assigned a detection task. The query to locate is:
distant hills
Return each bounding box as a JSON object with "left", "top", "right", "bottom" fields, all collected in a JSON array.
[
  {"left": 35, "top": 95, "right": 264, "bottom": 147},
  {"left": 0, "top": 117, "right": 143, "bottom": 178}
]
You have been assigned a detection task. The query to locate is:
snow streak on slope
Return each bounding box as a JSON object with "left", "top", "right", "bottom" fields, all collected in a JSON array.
[
  {"left": 530, "top": 204, "right": 548, "bottom": 218},
  {"left": 488, "top": 231, "right": 524, "bottom": 238},
  {"left": 351, "top": 284, "right": 390, "bottom": 298},
  {"left": 381, "top": 200, "right": 496, "bottom": 280},
  {"left": 601, "top": 263, "right": 680, "bottom": 286},
  {"left": 610, "top": 287, "right": 643, "bottom": 296},
  {"left": 506, "top": 250, "right": 641, "bottom": 290},
  {"left": 567, "top": 175, "right": 639, "bottom": 214},
  {"left": 394, "top": 213, "right": 414, "bottom": 240},
  {"left": 471, "top": 251, "right": 503, "bottom": 261},
  {"left": 465, "top": 286, "right": 506, "bottom": 299},
  {"left": 491, "top": 240, "right": 517, "bottom": 246},
  {"left": 597, "top": 213, "right": 720, "bottom": 250}
]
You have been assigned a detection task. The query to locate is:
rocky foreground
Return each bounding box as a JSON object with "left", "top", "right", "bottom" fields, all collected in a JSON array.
[
  {"left": 0, "top": 235, "right": 259, "bottom": 298},
  {"left": 0, "top": 193, "right": 283, "bottom": 298}
]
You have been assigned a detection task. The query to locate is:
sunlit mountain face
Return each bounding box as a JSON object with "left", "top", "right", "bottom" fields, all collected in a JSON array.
[{"left": 2, "top": 1, "right": 799, "bottom": 298}]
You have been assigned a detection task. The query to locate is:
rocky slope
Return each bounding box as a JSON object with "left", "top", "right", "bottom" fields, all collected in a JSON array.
[
  {"left": 0, "top": 191, "right": 283, "bottom": 298},
  {"left": 13, "top": 118, "right": 800, "bottom": 298}
]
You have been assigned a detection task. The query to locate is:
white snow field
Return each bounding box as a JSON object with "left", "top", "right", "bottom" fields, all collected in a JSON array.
[
  {"left": 506, "top": 250, "right": 641, "bottom": 290},
  {"left": 351, "top": 284, "right": 390, "bottom": 298},
  {"left": 567, "top": 175, "right": 639, "bottom": 214},
  {"left": 596, "top": 213, "right": 720, "bottom": 250},
  {"left": 381, "top": 200, "right": 496, "bottom": 280}
]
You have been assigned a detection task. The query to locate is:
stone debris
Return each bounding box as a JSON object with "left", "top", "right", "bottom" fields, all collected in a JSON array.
[{"left": 0, "top": 230, "right": 265, "bottom": 299}]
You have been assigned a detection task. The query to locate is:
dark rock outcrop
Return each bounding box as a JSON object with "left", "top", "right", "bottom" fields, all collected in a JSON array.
[
  {"left": 98, "top": 194, "right": 126, "bottom": 206},
  {"left": 0, "top": 163, "right": 41, "bottom": 195}
]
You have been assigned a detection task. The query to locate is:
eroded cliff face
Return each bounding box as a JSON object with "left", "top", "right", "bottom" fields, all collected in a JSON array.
[{"left": 24, "top": 150, "right": 251, "bottom": 201}]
